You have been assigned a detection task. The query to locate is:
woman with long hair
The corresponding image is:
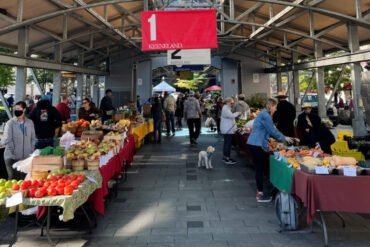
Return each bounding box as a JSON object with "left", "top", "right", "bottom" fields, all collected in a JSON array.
[{"left": 247, "top": 98, "right": 295, "bottom": 203}]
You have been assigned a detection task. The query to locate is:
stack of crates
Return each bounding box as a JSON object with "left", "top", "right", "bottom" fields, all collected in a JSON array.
[{"left": 331, "top": 140, "right": 365, "bottom": 161}]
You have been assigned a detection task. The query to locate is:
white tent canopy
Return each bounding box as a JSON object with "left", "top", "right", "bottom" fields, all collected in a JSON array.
[{"left": 153, "top": 80, "right": 176, "bottom": 92}]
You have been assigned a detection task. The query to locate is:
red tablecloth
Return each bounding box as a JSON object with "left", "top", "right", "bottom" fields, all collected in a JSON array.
[
  {"left": 291, "top": 169, "right": 370, "bottom": 224},
  {"left": 233, "top": 132, "right": 252, "bottom": 159},
  {"left": 88, "top": 134, "right": 136, "bottom": 215}
]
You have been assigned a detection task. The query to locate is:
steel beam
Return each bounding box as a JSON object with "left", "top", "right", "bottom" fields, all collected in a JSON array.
[
  {"left": 0, "top": 0, "right": 138, "bottom": 35},
  {"left": 0, "top": 91, "right": 12, "bottom": 119},
  {"left": 326, "top": 65, "right": 345, "bottom": 109},
  {"left": 292, "top": 51, "right": 300, "bottom": 112},
  {"left": 225, "top": 3, "right": 263, "bottom": 34},
  {"left": 356, "top": 0, "right": 362, "bottom": 19},
  {"left": 15, "top": 27, "right": 28, "bottom": 103},
  {"left": 73, "top": 0, "right": 140, "bottom": 50},
  {"left": 301, "top": 71, "right": 315, "bottom": 107},
  {"left": 314, "top": 41, "right": 327, "bottom": 118},
  {"left": 17, "top": 0, "right": 23, "bottom": 22},
  {"left": 52, "top": 44, "right": 62, "bottom": 106},
  {"left": 265, "top": 50, "right": 370, "bottom": 72},
  {"left": 348, "top": 23, "right": 367, "bottom": 136},
  {"left": 246, "top": 0, "right": 370, "bottom": 28},
  {"left": 276, "top": 52, "right": 282, "bottom": 92},
  {"left": 144, "top": 0, "right": 148, "bottom": 11},
  {"left": 0, "top": 52, "right": 106, "bottom": 75},
  {"left": 229, "top": 0, "right": 235, "bottom": 20},
  {"left": 30, "top": 68, "right": 44, "bottom": 96}
]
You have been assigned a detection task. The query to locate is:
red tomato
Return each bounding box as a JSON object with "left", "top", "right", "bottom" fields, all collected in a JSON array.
[
  {"left": 38, "top": 180, "right": 45, "bottom": 187},
  {"left": 20, "top": 181, "right": 29, "bottom": 190},
  {"left": 28, "top": 188, "right": 36, "bottom": 197},
  {"left": 32, "top": 180, "right": 39, "bottom": 187},
  {"left": 56, "top": 174, "right": 63, "bottom": 180},
  {"left": 62, "top": 175, "right": 70, "bottom": 180},
  {"left": 70, "top": 181, "right": 80, "bottom": 190},
  {"left": 65, "top": 180, "right": 72, "bottom": 186},
  {"left": 56, "top": 185, "right": 65, "bottom": 195},
  {"left": 69, "top": 174, "right": 77, "bottom": 180},
  {"left": 77, "top": 174, "right": 85, "bottom": 182},
  {"left": 44, "top": 181, "right": 51, "bottom": 188},
  {"left": 47, "top": 187, "right": 57, "bottom": 196},
  {"left": 12, "top": 184, "right": 20, "bottom": 190},
  {"left": 40, "top": 187, "right": 47, "bottom": 194},
  {"left": 64, "top": 185, "right": 74, "bottom": 195},
  {"left": 34, "top": 189, "right": 45, "bottom": 198},
  {"left": 25, "top": 180, "right": 32, "bottom": 187}
]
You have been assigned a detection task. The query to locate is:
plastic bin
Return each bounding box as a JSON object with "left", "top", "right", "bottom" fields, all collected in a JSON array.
[{"left": 337, "top": 131, "right": 353, "bottom": 140}]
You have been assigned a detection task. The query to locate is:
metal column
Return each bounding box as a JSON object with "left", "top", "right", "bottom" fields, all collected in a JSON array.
[
  {"left": 52, "top": 44, "right": 62, "bottom": 106},
  {"left": 276, "top": 52, "right": 282, "bottom": 92},
  {"left": 348, "top": 23, "right": 367, "bottom": 136},
  {"left": 15, "top": 27, "right": 28, "bottom": 102},
  {"left": 292, "top": 51, "right": 301, "bottom": 113},
  {"left": 314, "top": 41, "right": 327, "bottom": 118},
  {"left": 76, "top": 74, "right": 83, "bottom": 111}
]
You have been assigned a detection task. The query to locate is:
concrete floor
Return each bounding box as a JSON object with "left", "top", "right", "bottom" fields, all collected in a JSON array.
[{"left": 1, "top": 127, "right": 370, "bottom": 247}]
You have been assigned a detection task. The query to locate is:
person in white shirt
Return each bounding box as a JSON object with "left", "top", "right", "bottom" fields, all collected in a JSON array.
[{"left": 221, "top": 97, "right": 241, "bottom": 164}]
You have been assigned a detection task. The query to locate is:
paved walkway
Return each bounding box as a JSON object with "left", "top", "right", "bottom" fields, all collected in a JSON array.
[{"left": 1, "top": 127, "right": 370, "bottom": 247}]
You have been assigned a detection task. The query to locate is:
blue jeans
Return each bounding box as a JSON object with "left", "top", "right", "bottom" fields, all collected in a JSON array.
[
  {"left": 165, "top": 111, "right": 175, "bottom": 134},
  {"left": 223, "top": 134, "right": 233, "bottom": 158},
  {"left": 153, "top": 118, "right": 162, "bottom": 142},
  {"left": 35, "top": 138, "right": 54, "bottom": 149}
]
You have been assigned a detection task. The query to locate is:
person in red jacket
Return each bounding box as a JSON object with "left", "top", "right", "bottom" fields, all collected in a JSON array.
[{"left": 56, "top": 95, "right": 71, "bottom": 122}]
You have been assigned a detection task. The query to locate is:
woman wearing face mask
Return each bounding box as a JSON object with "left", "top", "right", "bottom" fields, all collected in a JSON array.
[
  {"left": 247, "top": 98, "right": 295, "bottom": 203},
  {"left": 3, "top": 101, "right": 36, "bottom": 179}
]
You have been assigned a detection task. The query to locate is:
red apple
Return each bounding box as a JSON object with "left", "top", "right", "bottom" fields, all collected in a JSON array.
[
  {"left": 12, "top": 184, "right": 20, "bottom": 190},
  {"left": 20, "top": 181, "right": 29, "bottom": 190}
]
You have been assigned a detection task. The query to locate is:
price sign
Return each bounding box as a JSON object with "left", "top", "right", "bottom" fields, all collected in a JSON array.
[
  {"left": 6, "top": 192, "right": 23, "bottom": 208},
  {"left": 141, "top": 10, "right": 217, "bottom": 51},
  {"left": 315, "top": 166, "right": 329, "bottom": 175},
  {"left": 343, "top": 166, "right": 357, "bottom": 177}
]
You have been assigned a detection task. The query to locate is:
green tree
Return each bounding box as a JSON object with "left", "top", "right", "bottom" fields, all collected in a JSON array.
[
  {"left": 0, "top": 48, "right": 15, "bottom": 87},
  {"left": 174, "top": 73, "right": 209, "bottom": 91},
  {"left": 27, "top": 68, "right": 53, "bottom": 90}
]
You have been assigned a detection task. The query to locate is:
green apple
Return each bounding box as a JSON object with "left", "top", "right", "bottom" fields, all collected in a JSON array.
[
  {"left": 0, "top": 186, "right": 6, "bottom": 193},
  {"left": 0, "top": 192, "right": 7, "bottom": 199},
  {"left": 5, "top": 181, "right": 13, "bottom": 188},
  {"left": 11, "top": 179, "right": 18, "bottom": 185},
  {"left": 0, "top": 179, "right": 6, "bottom": 186},
  {"left": 17, "top": 180, "right": 24, "bottom": 186}
]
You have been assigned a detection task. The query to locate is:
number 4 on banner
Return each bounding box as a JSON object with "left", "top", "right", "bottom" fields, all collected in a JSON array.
[{"left": 148, "top": 14, "right": 156, "bottom": 41}]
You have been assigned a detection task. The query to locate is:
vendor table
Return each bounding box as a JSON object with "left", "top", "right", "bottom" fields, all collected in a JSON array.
[
  {"left": 291, "top": 169, "right": 370, "bottom": 225},
  {"left": 132, "top": 120, "right": 153, "bottom": 148},
  {"left": 269, "top": 156, "right": 295, "bottom": 194},
  {"left": 0, "top": 170, "right": 102, "bottom": 247},
  {"left": 88, "top": 134, "right": 136, "bottom": 216}
]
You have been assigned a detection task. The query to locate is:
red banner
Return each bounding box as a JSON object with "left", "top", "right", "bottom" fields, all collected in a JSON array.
[{"left": 141, "top": 9, "right": 217, "bottom": 51}]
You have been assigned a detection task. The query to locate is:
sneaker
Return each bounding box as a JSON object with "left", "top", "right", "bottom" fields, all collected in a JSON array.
[
  {"left": 172, "top": 132, "right": 176, "bottom": 136},
  {"left": 256, "top": 193, "right": 272, "bottom": 203},
  {"left": 230, "top": 158, "right": 238, "bottom": 164},
  {"left": 192, "top": 139, "right": 198, "bottom": 144},
  {"left": 223, "top": 158, "right": 234, "bottom": 165}
]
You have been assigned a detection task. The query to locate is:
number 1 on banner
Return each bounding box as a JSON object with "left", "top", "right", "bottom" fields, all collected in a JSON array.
[{"left": 148, "top": 14, "right": 156, "bottom": 41}]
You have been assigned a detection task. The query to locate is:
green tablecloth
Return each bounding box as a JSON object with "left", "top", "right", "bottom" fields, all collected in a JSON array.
[
  {"left": 269, "top": 155, "right": 295, "bottom": 194},
  {"left": 0, "top": 170, "right": 102, "bottom": 222}
]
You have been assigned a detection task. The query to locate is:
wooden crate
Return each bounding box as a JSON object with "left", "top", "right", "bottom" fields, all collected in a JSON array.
[
  {"left": 103, "top": 134, "right": 123, "bottom": 142},
  {"left": 32, "top": 155, "right": 63, "bottom": 172},
  {"left": 81, "top": 130, "right": 104, "bottom": 142}
]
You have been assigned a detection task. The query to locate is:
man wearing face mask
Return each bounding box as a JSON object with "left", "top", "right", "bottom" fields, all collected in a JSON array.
[
  {"left": 3, "top": 101, "right": 36, "bottom": 179},
  {"left": 28, "top": 95, "right": 62, "bottom": 149}
]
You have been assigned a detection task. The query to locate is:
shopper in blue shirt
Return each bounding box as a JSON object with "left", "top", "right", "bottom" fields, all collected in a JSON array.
[{"left": 248, "top": 98, "right": 295, "bottom": 203}]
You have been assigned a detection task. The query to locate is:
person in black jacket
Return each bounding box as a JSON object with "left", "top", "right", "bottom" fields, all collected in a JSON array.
[
  {"left": 28, "top": 96, "right": 62, "bottom": 149},
  {"left": 175, "top": 94, "right": 184, "bottom": 130},
  {"left": 298, "top": 103, "right": 335, "bottom": 153},
  {"left": 273, "top": 92, "right": 296, "bottom": 137},
  {"left": 100, "top": 89, "right": 115, "bottom": 123},
  {"left": 151, "top": 96, "right": 163, "bottom": 144}
]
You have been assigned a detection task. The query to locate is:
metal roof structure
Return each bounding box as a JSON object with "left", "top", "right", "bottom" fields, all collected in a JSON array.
[{"left": 0, "top": 0, "right": 368, "bottom": 73}]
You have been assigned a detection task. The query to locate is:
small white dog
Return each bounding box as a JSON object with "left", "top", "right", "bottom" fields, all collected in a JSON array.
[{"left": 198, "top": 146, "right": 215, "bottom": 170}]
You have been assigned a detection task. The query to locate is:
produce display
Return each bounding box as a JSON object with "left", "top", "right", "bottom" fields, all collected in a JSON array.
[
  {"left": 39, "top": 146, "right": 65, "bottom": 156},
  {"left": 0, "top": 171, "right": 85, "bottom": 199},
  {"left": 90, "top": 120, "right": 103, "bottom": 129}
]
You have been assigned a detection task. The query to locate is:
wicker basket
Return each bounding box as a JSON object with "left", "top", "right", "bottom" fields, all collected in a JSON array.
[
  {"left": 67, "top": 126, "right": 77, "bottom": 134},
  {"left": 87, "top": 159, "right": 100, "bottom": 171},
  {"left": 65, "top": 158, "right": 72, "bottom": 169},
  {"left": 31, "top": 170, "right": 49, "bottom": 180},
  {"left": 72, "top": 159, "right": 85, "bottom": 171}
]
